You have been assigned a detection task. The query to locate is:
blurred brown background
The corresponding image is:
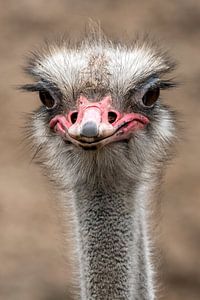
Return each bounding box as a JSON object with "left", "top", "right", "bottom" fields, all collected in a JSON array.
[{"left": 0, "top": 0, "right": 200, "bottom": 299}]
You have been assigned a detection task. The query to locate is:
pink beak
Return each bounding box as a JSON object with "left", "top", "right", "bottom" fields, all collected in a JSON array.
[
  {"left": 67, "top": 96, "right": 119, "bottom": 141},
  {"left": 50, "top": 95, "right": 149, "bottom": 148}
]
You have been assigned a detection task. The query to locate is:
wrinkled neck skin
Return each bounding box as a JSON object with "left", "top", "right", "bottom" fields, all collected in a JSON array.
[{"left": 58, "top": 147, "right": 156, "bottom": 300}]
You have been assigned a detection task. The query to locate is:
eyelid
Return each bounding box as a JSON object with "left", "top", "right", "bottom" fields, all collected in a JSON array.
[
  {"left": 128, "top": 85, "right": 160, "bottom": 108},
  {"left": 36, "top": 84, "right": 62, "bottom": 105},
  {"left": 126, "top": 78, "right": 160, "bottom": 99},
  {"left": 26, "top": 80, "right": 62, "bottom": 97},
  {"left": 140, "top": 78, "right": 160, "bottom": 93},
  {"left": 38, "top": 90, "right": 59, "bottom": 110}
]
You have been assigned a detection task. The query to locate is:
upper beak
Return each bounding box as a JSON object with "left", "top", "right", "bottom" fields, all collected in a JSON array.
[
  {"left": 49, "top": 95, "right": 149, "bottom": 148},
  {"left": 67, "top": 96, "right": 117, "bottom": 142}
]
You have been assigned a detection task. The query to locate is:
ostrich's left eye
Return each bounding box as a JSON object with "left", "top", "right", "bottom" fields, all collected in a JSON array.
[
  {"left": 39, "top": 90, "right": 56, "bottom": 109},
  {"left": 142, "top": 87, "right": 160, "bottom": 107}
]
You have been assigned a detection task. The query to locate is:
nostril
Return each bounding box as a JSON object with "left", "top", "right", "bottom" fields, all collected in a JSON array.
[
  {"left": 108, "top": 111, "right": 117, "bottom": 124},
  {"left": 70, "top": 111, "right": 78, "bottom": 124}
]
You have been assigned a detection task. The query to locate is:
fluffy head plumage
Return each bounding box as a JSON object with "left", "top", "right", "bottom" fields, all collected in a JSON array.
[{"left": 22, "top": 32, "right": 177, "bottom": 189}]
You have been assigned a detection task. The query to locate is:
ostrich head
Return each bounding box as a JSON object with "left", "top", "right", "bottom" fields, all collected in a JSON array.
[{"left": 22, "top": 35, "right": 176, "bottom": 189}]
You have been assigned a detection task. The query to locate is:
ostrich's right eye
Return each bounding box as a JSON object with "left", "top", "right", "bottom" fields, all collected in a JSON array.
[{"left": 39, "top": 91, "right": 56, "bottom": 109}]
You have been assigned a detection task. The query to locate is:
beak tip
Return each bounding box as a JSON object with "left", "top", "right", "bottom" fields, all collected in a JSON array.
[{"left": 80, "top": 121, "right": 99, "bottom": 138}]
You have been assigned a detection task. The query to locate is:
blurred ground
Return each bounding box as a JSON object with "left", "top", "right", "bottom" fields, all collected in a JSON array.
[{"left": 0, "top": 0, "right": 200, "bottom": 299}]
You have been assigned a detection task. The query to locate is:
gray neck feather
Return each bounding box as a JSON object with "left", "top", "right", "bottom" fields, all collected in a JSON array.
[{"left": 72, "top": 180, "right": 154, "bottom": 300}]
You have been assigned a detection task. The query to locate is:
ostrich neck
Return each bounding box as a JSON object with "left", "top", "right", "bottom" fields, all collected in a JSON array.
[{"left": 73, "top": 180, "right": 154, "bottom": 300}]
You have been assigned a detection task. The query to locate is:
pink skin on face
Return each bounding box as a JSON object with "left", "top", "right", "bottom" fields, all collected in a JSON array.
[{"left": 49, "top": 95, "right": 149, "bottom": 148}]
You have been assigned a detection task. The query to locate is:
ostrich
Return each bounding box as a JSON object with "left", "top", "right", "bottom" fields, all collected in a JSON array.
[{"left": 22, "top": 33, "right": 176, "bottom": 300}]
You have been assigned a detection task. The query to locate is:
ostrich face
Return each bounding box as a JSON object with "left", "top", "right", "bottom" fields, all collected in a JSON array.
[{"left": 22, "top": 38, "right": 176, "bottom": 181}]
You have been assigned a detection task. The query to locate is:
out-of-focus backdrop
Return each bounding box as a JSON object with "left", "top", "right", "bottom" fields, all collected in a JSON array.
[{"left": 0, "top": 1, "right": 200, "bottom": 299}]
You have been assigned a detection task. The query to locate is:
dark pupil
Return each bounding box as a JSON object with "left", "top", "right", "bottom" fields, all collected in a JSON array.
[
  {"left": 142, "top": 87, "right": 160, "bottom": 107},
  {"left": 39, "top": 91, "right": 55, "bottom": 108}
]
